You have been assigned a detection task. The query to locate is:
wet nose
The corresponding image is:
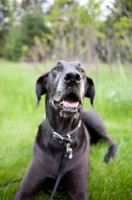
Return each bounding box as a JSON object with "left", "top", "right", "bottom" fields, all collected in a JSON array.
[{"left": 64, "top": 72, "right": 81, "bottom": 85}]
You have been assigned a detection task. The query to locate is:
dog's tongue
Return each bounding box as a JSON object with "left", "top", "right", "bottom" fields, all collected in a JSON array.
[
  {"left": 63, "top": 100, "right": 79, "bottom": 108},
  {"left": 61, "top": 93, "right": 80, "bottom": 108}
]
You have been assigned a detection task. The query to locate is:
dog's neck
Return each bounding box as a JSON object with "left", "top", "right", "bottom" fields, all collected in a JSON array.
[{"left": 45, "top": 99, "right": 81, "bottom": 135}]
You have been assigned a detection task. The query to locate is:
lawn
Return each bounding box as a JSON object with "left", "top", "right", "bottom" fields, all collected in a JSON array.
[{"left": 0, "top": 59, "right": 132, "bottom": 200}]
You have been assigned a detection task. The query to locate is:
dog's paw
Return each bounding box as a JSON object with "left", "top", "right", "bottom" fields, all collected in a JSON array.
[{"left": 104, "top": 143, "right": 117, "bottom": 163}]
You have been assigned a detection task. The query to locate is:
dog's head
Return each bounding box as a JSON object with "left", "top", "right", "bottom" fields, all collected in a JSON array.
[{"left": 36, "top": 60, "right": 95, "bottom": 118}]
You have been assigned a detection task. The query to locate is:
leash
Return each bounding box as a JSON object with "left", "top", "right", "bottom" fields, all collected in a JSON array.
[
  {"left": 50, "top": 145, "right": 72, "bottom": 200},
  {"left": 0, "top": 178, "right": 22, "bottom": 188},
  {"left": 45, "top": 118, "right": 81, "bottom": 200}
]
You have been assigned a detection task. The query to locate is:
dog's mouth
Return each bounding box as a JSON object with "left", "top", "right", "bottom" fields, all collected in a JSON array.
[
  {"left": 59, "top": 93, "right": 80, "bottom": 109},
  {"left": 53, "top": 92, "right": 82, "bottom": 118}
]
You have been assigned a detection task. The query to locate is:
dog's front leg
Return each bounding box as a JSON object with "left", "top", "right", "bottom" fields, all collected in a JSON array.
[
  {"left": 62, "top": 170, "right": 88, "bottom": 200},
  {"left": 13, "top": 160, "right": 48, "bottom": 200}
]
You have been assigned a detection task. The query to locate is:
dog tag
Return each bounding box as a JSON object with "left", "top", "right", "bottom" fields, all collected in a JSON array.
[
  {"left": 68, "top": 151, "right": 73, "bottom": 159},
  {"left": 67, "top": 148, "right": 73, "bottom": 159},
  {"left": 65, "top": 143, "right": 73, "bottom": 159}
]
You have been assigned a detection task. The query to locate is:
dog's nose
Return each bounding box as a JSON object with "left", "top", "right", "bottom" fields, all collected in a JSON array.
[{"left": 64, "top": 72, "right": 81, "bottom": 84}]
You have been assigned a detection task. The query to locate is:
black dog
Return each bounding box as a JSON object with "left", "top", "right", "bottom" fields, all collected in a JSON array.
[{"left": 13, "top": 60, "right": 116, "bottom": 200}]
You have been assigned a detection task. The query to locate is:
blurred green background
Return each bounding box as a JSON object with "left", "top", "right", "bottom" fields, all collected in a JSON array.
[{"left": 1, "top": 0, "right": 132, "bottom": 63}]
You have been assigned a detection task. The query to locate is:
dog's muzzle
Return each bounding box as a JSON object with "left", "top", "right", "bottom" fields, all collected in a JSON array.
[
  {"left": 51, "top": 71, "right": 85, "bottom": 118},
  {"left": 52, "top": 92, "right": 83, "bottom": 118}
]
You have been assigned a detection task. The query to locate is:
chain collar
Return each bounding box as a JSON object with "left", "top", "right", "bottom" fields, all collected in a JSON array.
[
  {"left": 44, "top": 118, "right": 81, "bottom": 159},
  {"left": 44, "top": 118, "right": 81, "bottom": 144}
]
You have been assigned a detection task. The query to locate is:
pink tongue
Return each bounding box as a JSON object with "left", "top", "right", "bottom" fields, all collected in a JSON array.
[{"left": 63, "top": 100, "right": 79, "bottom": 108}]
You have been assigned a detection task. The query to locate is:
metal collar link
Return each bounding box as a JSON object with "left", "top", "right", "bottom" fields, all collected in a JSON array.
[
  {"left": 53, "top": 132, "right": 72, "bottom": 145},
  {"left": 52, "top": 132, "right": 73, "bottom": 159}
]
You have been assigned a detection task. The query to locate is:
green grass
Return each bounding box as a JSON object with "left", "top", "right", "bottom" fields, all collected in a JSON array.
[{"left": 0, "top": 59, "right": 132, "bottom": 200}]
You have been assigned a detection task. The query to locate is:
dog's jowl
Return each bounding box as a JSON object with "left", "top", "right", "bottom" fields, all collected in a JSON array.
[{"left": 13, "top": 60, "right": 116, "bottom": 200}]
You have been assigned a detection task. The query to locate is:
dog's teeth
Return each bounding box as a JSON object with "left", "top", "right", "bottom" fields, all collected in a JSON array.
[
  {"left": 62, "top": 100, "right": 78, "bottom": 109},
  {"left": 63, "top": 101, "right": 70, "bottom": 108},
  {"left": 63, "top": 100, "right": 66, "bottom": 107}
]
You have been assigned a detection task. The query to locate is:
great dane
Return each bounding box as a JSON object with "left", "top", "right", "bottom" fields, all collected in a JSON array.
[{"left": 13, "top": 60, "right": 116, "bottom": 200}]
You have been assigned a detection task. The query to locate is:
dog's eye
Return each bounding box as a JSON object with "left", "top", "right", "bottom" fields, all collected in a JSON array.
[
  {"left": 78, "top": 68, "right": 84, "bottom": 73},
  {"left": 53, "top": 66, "right": 62, "bottom": 72},
  {"left": 53, "top": 67, "right": 59, "bottom": 72}
]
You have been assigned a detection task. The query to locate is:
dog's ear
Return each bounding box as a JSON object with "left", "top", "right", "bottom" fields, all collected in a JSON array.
[
  {"left": 85, "top": 77, "right": 95, "bottom": 107},
  {"left": 36, "top": 72, "right": 49, "bottom": 107}
]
